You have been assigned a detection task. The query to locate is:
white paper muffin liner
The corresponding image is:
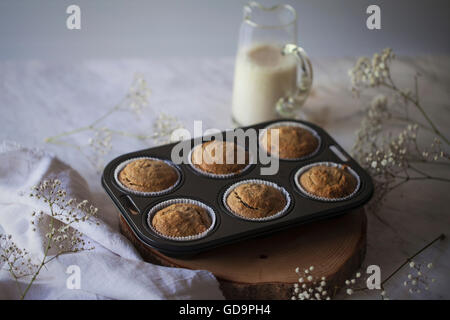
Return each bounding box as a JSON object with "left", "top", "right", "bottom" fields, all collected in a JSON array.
[
  {"left": 223, "top": 179, "right": 291, "bottom": 222},
  {"left": 114, "top": 156, "right": 181, "bottom": 196},
  {"left": 188, "top": 142, "right": 253, "bottom": 179},
  {"left": 259, "top": 121, "right": 322, "bottom": 161},
  {"left": 146, "top": 198, "right": 216, "bottom": 241},
  {"left": 294, "top": 162, "right": 361, "bottom": 202}
]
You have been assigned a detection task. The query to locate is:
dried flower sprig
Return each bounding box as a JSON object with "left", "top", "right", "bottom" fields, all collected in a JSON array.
[
  {"left": 152, "top": 113, "right": 185, "bottom": 145},
  {"left": 44, "top": 74, "right": 184, "bottom": 170},
  {"left": 0, "top": 179, "right": 98, "bottom": 299},
  {"left": 350, "top": 49, "right": 450, "bottom": 212},
  {"left": 0, "top": 235, "right": 39, "bottom": 295},
  {"left": 290, "top": 234, "right": 444, "bottom": 300},
  {"left": 350, "top": 48, "right": 448, "bottom": 145},
  {"left": 343, "top": 233, "right": 444, "bottom": 300}
]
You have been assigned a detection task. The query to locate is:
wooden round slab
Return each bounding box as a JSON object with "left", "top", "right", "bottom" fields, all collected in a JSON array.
[{"left": 119, "top": 208, "right": 366, "bottom": 300}]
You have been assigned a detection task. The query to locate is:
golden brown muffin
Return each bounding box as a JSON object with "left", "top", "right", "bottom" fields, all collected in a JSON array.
[
  {"left": 151, "top": 203, "right": 212, "bottom": 238},
  {"left": 191, "top": 140, "right": 249, "bottom": 175},
  {"left": 226, "top": 183, "right": 287, "bottom": 219},
  {"left": 261, "top": 125, "right": 319, "bottom": 159},
  {"left": 118, "top": 158, "right": 178, "bottom": 193},
  {"left": 299, "top": 165, "right": 357, "bottom": 199}
]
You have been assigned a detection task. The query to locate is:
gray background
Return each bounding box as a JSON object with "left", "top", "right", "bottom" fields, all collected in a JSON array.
[{"left": 0, "top": 0, "right": 449, "bottom": 60}]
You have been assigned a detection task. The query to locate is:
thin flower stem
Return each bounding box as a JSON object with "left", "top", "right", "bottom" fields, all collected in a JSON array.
[
  {"left": 382, "top": 81, "right": 449, "bottom": 145},
  {"left": 390, "top": 175, "right": 450, "bottom": 183},
  {"left": 386, "top": 179, "right": 408, "bottom": 192},
  {"left": 353, "top": 233, "right": 445, "bottom": 292},
  {"left": 88, "top": 103, "right": 122, "bottom": 127},
  {"left": 44, "top": 248, "right": 88, "bottom": 265},
  {"left": 45, "top": 140, "right": 82, "bottom": 150},
  {"left": 6, "top": 260, "right": 22, "bottom": 295},
  {"left": 408, "top": 165, "right": 443, "bottom": 179},
  {"left": 403, "top": 164, "right": 450, "bottom": 182},
  {"left": 20, "top": 205, "right": 55, "bottom": 300},
  {"left": 381, "top": 234, "right": 445, "bottom": 286},
  {"left": 414, "top": 74, "right": 420, "bottom": 104},
  {"left": 44, "top": 126, "right": 92, "bottom": 143},
  {"left": 389, "top": 116, "right": 431, "bottom": 132},
  {"left": 106, "top": 129, "right": 152, "bottom": 140},
  {"left": 408, "top": 159, "right": 450, "bottom": 167},
  {"left": 44, "top": 101, "right": 123, "bottom": 144}
]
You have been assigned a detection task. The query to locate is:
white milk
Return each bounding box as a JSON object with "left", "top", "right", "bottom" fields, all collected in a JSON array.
[{"left": 232, "top": 43, "right": 297, "bottom": 126}]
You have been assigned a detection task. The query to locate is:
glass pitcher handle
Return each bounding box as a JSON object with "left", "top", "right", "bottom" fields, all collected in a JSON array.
[{"left": 276, "top": 43, "right": 313, "bottom": 118}]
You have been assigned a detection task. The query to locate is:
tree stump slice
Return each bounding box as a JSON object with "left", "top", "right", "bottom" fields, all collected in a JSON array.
[{"left": 119, "top": 208, "right": 367, "bottom": 300}]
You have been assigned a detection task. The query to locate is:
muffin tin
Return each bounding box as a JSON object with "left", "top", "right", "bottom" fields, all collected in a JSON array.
[{"left": 102, "top": 119, "right": 373, "bottom": 257}]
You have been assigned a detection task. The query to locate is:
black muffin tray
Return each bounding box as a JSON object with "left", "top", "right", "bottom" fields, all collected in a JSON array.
[{"left": 102, "top": 119, "right": 373, "bottom": 257}]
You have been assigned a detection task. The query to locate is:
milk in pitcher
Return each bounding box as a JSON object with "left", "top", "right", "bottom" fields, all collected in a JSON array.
[{"left": 231, "top": 43, "right": 297, "bottom": 126}]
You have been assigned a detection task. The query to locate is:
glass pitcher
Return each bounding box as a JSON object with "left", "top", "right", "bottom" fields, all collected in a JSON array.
[{"left": 231, "top": 2, "right": 313, "bottom": 126}]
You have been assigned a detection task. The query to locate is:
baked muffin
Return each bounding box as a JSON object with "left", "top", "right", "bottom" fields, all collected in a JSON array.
[
  {"left": 151, "top": 203, "right": 212, "bottom": 238},
  {"left": 226, "top": 182, "right": 287, "bottom": 219},
  {"left": 118, "top": 158, "right": 178, "bottom": 193},
  {"left": 191, "top": 140, "right": 249, "bottom": 175},
  {"left": 261, "top": 125, "right": 319, "bottom": 159},
  {"left": 298, "top": 165, "right": 357, "bottom": 199}
]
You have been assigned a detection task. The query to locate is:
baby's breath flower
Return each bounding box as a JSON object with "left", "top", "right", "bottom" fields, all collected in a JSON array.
[
  {"left": 291, "top": 266, "right": 330, "bottom": 300},
  {"left": 152, "top": 112, "right": 184, "bottom": 145},
  {"left": 4, "top": 178, "right": 99, "bottom": 298},
  {"left": 403, "top": 260, "right": 436, "bottom": 295},
  {"left": 126, "top": 74, "right": 152, "bottom": 114},
  {"left": 351, "top": 48, "right": 450, "bottom": 213},
  {"left": 349, "top": 48, "right": 394, "bottom": 93},
  {"left": 0, "top": 234, "right": 39, "bottom": 282}
]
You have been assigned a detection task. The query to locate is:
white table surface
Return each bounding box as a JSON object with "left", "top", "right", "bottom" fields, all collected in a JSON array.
[{"left": 0, "top": 56, "right": 449, "bottom": 300}]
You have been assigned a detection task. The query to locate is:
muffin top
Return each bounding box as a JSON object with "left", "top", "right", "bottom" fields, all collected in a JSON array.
[
  {"left": 261, "top": 125, "right": 319, "bottom": 159},
  {"left": 118, "top": 158, "right": 178, "bottom": 193},
  {"left": 151, "top": 203, "right": 212, "bottom": 238},
  {"left": 299, "top": 165, "right": 357, "bottom": 199},
  {"left": 191, "top": 140, "right": 249, "bottom": 175},
  {"left": 226, "top": 183, "right": 287, "bottom": 219}
]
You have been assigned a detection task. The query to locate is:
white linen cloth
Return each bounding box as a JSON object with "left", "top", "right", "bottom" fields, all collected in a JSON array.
[{"left": 0, "top": 141, "right": 224, "bottom": 299}]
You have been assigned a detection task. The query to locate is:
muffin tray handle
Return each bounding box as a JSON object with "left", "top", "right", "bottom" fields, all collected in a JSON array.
[
  {"left": 102, "top": 119, "right": 374, "bottom": 257},
  {"left": 120, "top": 195, "right": 140, "bottom": 215},
  {"left": 329, "top": 145, "right": 349, "bottom": 162}
]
